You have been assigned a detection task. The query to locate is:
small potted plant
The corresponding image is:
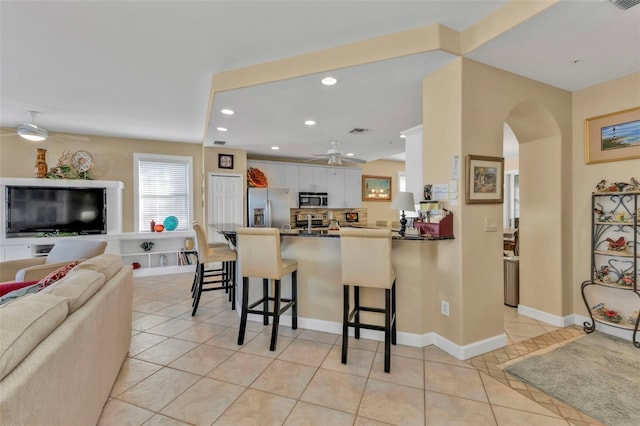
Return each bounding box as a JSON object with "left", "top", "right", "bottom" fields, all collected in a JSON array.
[{"left": 139, "top": 241, "right": 154, "bottom": 252}]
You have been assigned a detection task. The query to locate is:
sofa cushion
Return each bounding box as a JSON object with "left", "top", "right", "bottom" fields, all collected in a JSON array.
[
  {"left": 0, "top": 283, "right": 41, "bottom": 305},
  {"left": 69, "top": 254, "right": 121, "bottom": 281},
  {"left": 0, "top": 280, "right": 39, "bottom": 297},
  {"left": 37, "top": 261, "right": 80, "bottom": 290},
  {"left": 47, "top": 269, "right": 106, "bottom": 313},
  {"left": 0, "top": 293, "right": 69, "bottom": 380}
]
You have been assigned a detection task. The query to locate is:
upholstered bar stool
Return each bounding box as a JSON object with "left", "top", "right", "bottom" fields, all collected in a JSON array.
[
  {"left": 236, "top": 227, "right": 298, "bottom": 351},
  {"left": 339, "top": 228, "right": 397, "bottom": 373},
  {"left": 191, "top": 222, "right": 237, "bottom": 315},
  {"left": 190, "top": 222, "right": 229, "bottom": 296}
]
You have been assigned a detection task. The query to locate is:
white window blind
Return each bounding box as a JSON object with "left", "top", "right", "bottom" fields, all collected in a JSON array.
[{"left": 135, "top": 154, "right": 192, "bottom": 232}]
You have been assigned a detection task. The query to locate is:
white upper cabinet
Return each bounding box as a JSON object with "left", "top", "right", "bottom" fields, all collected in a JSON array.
[
  {"left": 327, "top": 168, "right": 345, "bottom": 208},
  {"left": 246, "top": 160, "right": 360, "bottom": 207},
  {"left": 299, "top": 165, "right": 327, "bottom": 192},
  {"left": 265, "top": 163, "right": 286, "bottom": 188},
  {"left": 344, "top": 168, "right": 362, "bottom": 208}
]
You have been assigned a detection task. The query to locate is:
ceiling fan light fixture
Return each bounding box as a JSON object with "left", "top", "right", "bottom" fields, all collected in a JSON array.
[{"left": 17, "top": 123, "right": 48, "bottom": 141}]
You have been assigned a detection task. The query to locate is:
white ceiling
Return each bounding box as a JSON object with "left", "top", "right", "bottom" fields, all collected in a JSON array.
[{"left": 1, "top": 0, "right": 638, "bottom": 163}]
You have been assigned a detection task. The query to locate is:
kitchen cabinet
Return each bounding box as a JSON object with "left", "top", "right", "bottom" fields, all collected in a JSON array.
[
  {"left": 299, "top": 165, "right": 327, "bottom": 192},
  {"left": 326, "top": 167, "right": 362, "bottom": 208},
  {"left": 0, "top": 244, "right": 32, "bottom": 261},
  {"left": 344, "top": 168, "right": 362, "bottom": 208},
  {"left": 581, "top": 190, "right": 639, "bottom": 347},
  {"left": 266, "top": 163, "right": 286, "bottom": 188},
  {"left": 284, "top": 164, "right": 300, "bottom": 206}
]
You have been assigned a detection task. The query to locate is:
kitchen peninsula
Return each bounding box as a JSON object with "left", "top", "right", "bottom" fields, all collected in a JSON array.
[{"left": 214, "top": 224, "right": 454, "bottom": 348}]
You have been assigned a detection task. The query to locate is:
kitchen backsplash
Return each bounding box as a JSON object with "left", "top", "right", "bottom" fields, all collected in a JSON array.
[{"left": 290, "top": 208, "right": 367, "bottom": 228}]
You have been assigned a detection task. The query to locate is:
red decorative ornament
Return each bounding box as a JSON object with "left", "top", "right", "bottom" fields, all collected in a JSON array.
[{"left": 154, "top": 224, "right": 165, "bottom": 232}]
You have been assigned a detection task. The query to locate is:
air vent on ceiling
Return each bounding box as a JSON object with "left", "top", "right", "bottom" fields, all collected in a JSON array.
[
  {"left": 349, "top": 128, "right": 369, "bottom": 134},
  {"left": 609, "top": 0, "right": 639, "bottom": 10},
  {"left": 213, "top": 140, "right": 226, "bottom": 145}
]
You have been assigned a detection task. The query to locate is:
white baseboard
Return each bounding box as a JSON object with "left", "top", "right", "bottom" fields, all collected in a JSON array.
[
  {"left": 517, "top": 304, "right": 573, "bottom": 327},
  {"left": 246, "top": 313, "right": 504, "bottom": 360}
]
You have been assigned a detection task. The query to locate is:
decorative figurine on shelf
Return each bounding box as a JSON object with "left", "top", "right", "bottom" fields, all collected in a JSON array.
[
  {"left": 150, "top": 219, "right": 156, "bottom": 232},
  {"left": 594, "top": 177, "right": 640, "bottom": 193},
  {"left": 594, "top": 204, "right": 613, "bottom": 222},
  {"left": 618, "top": 271, "right": 635, "bottom": 287},
  {"left": 139, "top": 241, "right": 154, "bottom": 252},
  {"left": 605, "top": 236, "right": 627, "bottom": 251},
  {"left": 594, "top": 265, "right": 611, "bottom": 283}
]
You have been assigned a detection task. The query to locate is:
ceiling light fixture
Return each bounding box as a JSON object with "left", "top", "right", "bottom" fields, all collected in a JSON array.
[
  {"left": 321, "top": 76, "right": 337, "bottom": 86},
  {"left": 346, "top": 153, "right": 354, "bottom": 156},
  {"left": 304, "top": 120, "right": 316, "bottom": 126},
  {"left": 400, "top": 134, "right": 406, "bottom": 139},
  {"left": 271, "top": 146, "right": 279, "bottom": 150},
  {"left": 217, "top": 127, "right": 228, "bottom": 132},
  {"left": 221, "top": 108, "right": 235, "bottom": 115},
  {"left": 17, "top": 111, "right": 48, "bottom": 142}
]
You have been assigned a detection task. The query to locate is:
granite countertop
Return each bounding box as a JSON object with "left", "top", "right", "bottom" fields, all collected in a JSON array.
[{"left": 211, "top": 223, "right": 453, "bottom": 241}]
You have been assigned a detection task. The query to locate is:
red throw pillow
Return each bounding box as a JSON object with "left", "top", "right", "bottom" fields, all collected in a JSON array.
[
  {"left": 37, "top": 261, "right": 80, "bottom": 290},
  {"left": 0, "top": 280, "right": 39, "bottom": 297}
]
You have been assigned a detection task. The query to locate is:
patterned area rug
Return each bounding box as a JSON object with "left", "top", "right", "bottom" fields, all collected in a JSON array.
[{"left": 504, "top": 331, "right": 640, "bottom": 426}]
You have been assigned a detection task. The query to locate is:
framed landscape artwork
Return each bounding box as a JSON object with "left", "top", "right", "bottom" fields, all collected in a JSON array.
[
  {"left": 585, "top": 107, "right": 640, "bottom": 164},
  {"left": 465, "top": 155, "right": 504, "bottom": 204},
  {"left": 362, "top": 175, "right": 392, "bottom": 201}
]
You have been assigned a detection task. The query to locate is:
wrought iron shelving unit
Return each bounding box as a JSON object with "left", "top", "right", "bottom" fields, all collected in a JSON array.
[{"left": 581, "top": 190, "right": 639, "bottom": 347}]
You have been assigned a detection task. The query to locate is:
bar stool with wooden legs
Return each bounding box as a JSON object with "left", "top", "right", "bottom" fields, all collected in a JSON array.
[
  {"left": 191, "top": 222, "right": 237, "bottom": 315},
  {"left": 339, "top": 228, "right": 397, "bottom": 373},
  {"left": 236, "top": 227, "right": 298, "bottom": 351}
]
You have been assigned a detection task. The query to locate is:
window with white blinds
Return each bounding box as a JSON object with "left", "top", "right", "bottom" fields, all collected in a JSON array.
[{"left": 134, "top": 153, "right": 192, "bottom": 232}]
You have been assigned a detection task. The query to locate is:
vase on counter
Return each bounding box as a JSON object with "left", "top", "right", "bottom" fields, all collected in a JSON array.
[
  {"left": 34, "top": 148, "right": 48, "bottom": 178},
  {"left": 150, "top": 220, "right": 156, "bottom": 232}
]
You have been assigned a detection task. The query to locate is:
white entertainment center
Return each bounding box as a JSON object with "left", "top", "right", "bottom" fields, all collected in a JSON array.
[{"left": 0, "top": 178, "right": 196, "bottom": 276}]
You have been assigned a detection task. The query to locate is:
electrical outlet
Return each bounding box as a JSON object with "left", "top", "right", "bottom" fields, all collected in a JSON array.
[
  {"left": 484, "top": 217, "right": 497, "bottom": 232},
  {"left": 441, "top": 300, "right": 450, "bottom": 317}
]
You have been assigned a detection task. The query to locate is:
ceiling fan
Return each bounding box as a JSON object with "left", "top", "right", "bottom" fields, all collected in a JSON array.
[
  {"left": 309, "top": 141, "right": 366, "bottom": 165},
  {"left": 1, "top": 111, "right": 89, "bottom": 143},
  {"left": 16, "top": 111, "right": 48, "bottom": 141}
]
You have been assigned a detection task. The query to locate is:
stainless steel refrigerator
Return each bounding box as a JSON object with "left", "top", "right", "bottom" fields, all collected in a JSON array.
[{"left": 247, "top": 188, "right": 291, "bottom": 228}]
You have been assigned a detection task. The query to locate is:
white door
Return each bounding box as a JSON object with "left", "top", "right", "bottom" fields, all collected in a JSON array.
[{"left": 208, "top": 174, "right": 243, "bottom": 243}]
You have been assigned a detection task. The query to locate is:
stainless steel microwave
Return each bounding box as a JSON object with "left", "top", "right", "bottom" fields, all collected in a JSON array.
[{"left": 298, "top": 192, "right": 328, "bottom": 208}]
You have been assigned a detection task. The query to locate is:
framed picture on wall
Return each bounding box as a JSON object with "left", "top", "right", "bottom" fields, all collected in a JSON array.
[
  {"left": 362, "top": 175, "right": 392, "bottom": 201},
  {"left": 465, "top": 155, "right": 504, "bottom": 204},
  {"left": 585, "top": 107, "right": 640, "bottom": 164},
  {"left": 218, "top": 154, "right": 234, "bottom": 169}
]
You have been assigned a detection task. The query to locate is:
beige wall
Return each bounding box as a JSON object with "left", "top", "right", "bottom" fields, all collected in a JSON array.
[
  {"left": 0, "top": 132, "right": 204, "bottom": 232},
  {"left": 361, "top": 160, "right": 405, "bottom": 225},
  {"left": 422, "top": 58, "right": 573, "bottom": 345},
  {"left": 571, "top": 73, "right": 640, "bottom": 317}
]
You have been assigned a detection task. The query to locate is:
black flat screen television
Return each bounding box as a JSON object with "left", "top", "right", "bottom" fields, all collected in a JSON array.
[{"left": 5, "top": 186, "right": 107, "bottom": 237}]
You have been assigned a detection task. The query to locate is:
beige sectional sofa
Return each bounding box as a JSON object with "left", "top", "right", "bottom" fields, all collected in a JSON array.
[{"left": 0, "top": 254, "right": 133, "bottom": 426}]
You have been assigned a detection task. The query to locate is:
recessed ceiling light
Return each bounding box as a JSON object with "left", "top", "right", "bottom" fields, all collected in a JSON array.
[
  {"left": 346, "top": 153, "right": 354, "bottom": 157},
  {"left": 304, "top": 120, "right": 316, "bottom": 126},
  {"left": 221, "top": 108, "right": 235, "bottom": 115},
  {"left": 321, "top": 76, "right": 337, "bottom": 86},
  {"left": 271, "top": 146, "right": 279, "bottom": 150},
  {"left": 400, "top": 134, "right": 406, "bottom": 138},
  {"left": 217, "top": 127, "right": 228, "bottom": 132}
]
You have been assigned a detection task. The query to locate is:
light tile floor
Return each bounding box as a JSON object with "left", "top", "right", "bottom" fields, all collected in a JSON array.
[{"left": 98, "top": 273, "right": 601, "bottom": 426}]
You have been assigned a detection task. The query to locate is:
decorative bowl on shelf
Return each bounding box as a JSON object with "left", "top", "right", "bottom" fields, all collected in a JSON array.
[
  {"left": 154, "top": 224, "right": 165, "bottom": 232},
  {"left": 163, "top": 215, "right": 179, "bottom": 231}
]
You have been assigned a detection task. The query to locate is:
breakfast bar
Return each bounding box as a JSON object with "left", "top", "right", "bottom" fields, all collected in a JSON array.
[{"left": 213, "top": 224, "right": 454, "bottom": 344}]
